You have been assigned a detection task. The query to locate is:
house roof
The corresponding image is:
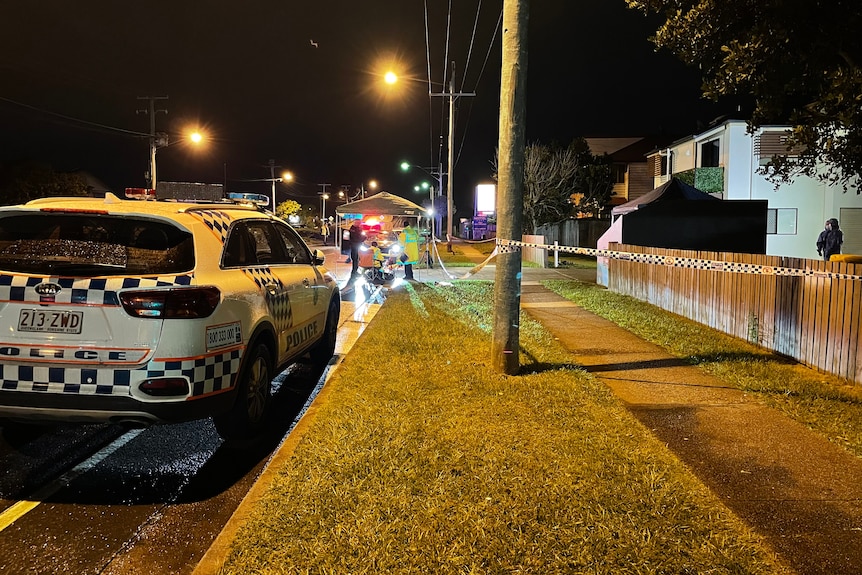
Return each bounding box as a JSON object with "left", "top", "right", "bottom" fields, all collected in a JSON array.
[
  {"left": 585, "top": 138, "right": 644, "bottom": 156},
  {"left": 334, "top": 192, "right": 426, "bottom": 217},
  {"left": 586, "top": 137, "right": 676, "bottom": 163},
  {"left": 612, "top": 177, "right": 720, "bottom": 216}
]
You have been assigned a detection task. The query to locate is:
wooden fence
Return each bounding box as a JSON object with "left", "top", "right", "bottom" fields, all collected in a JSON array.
[{"left": 607, "top": 244, "right": 862, "bottom": 385}]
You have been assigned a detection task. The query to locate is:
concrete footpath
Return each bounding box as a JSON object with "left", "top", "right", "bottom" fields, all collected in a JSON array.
[{"left": 197, "top": 242, "right": 862, "bottom": 575}]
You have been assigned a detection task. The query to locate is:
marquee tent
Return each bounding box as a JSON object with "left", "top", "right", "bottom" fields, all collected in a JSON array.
[{"left": 335, "top": 192, "right": 426, "bottom": 217}]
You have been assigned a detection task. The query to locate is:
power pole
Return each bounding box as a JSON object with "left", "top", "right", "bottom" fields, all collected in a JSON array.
[
  {"left": 431, "top": 64, "right": 474, "bottom": 250},
  {"left": 136, "top": 96, "right": 168, "bottom": 190},
  {"left": 492, "top": 0, "right": 529, "bottom": 375}
]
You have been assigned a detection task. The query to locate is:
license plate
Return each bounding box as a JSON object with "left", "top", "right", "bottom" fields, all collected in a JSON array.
[{"left": 18, "top": 309, "right": 84, "bottom": 334}]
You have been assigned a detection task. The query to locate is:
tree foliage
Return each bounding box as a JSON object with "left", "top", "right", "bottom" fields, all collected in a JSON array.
[
  {"left": 626, "top": 0, "right": 862, "bottom": 192},
  {"left": 275, "top": 199, "right": 302, "bottom": 219},
  {"left": 492, "top": 139, "right": 615, "bottom": 233},
  {"left": 0, "top": 161, "right": 90, "bottom": 205}
]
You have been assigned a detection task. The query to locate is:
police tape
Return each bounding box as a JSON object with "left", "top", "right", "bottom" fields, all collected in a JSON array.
[
  {"left": 495, "top": 238, "right": 862, "bottom": 282},
  {"left": 431, "top": 240, "right": 499, "bottom": 280}
]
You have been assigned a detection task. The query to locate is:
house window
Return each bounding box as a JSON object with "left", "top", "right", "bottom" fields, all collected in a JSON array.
[
  {"left": 766, "top": 208, "right": 797, "bottom": 235},
  {"left": 700, "top": 139, "right": 720, "bottom": 167},
  {"left": 755, "top": 131, "right": 805, "bottom": 166},
  {"left": 612, "top": 163, "right": 627, "bottom": 184},
  {"left": 651, "top": 153, "right": 672, "bottom": 176}
]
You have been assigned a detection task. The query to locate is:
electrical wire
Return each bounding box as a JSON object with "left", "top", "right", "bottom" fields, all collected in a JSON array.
[
  {"left": 460, "top": 0, "right": 483, "bottom": 94},
  {"left": 0, "top": 95, "right": 149, "bottom": 138},
  {"left": 454, "top": 8, "right": 502, "bottom": 169}
]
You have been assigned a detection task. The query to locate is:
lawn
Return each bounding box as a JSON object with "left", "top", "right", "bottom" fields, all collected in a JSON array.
[{"left": 218, "top": 282, "right": 789, "bottom": 574}]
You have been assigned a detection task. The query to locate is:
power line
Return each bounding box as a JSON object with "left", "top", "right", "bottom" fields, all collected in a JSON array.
[{"left": 0, "top": 95, "right": 149, "bottom": 138}]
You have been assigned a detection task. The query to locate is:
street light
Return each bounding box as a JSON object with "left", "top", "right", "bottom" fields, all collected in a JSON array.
[
  {"left": 388, "top": 69, "right": 475, "bottom": 243},
  {"left": 267, "top": 159, "right": 293, "bottom": 212},
  {"left": 321, "top": 193, "right": 330, "bottom": 223},
  {"left": 361, "top": 180, "right": 378, "bottom": 198},
  {"left": 149, "top": 129, "right": 206, "bottom": 192},
  {"left": 401, "top": 161, "right": 441, "bottom": 235}
]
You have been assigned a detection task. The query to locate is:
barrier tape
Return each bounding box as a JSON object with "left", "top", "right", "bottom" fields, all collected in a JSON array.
[
  {"left": 430, "top": 239, "right": 499, "bottom": 280},
  {"left": 495, "top": 238, "right": 862, "bottom": 282}
]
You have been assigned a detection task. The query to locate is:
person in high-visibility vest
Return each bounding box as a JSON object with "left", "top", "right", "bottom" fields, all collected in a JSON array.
[{"left": 398, "top": 221, "right": 419, "bottom": 280}]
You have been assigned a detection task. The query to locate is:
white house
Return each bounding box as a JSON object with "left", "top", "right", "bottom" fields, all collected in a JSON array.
[{"left": 646, "top": 119, "right": 862, "bottom": 259}]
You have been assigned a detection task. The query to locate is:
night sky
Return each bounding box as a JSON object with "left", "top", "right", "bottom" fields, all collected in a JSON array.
[{"left": 0, "top": 1, "right": 731, "bottom": 216}]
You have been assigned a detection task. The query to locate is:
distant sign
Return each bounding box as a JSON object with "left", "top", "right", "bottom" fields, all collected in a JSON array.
[
  {"left": 475, "top": 184, "right": 496, "bottom": 215},
  {"left": 472, "top": 215, "right": 488, "bottom": 240}
]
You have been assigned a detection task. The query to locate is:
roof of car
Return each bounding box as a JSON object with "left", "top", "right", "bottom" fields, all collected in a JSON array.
[{"left": 7, "top": 193, "right": 273, "bottom": 219}]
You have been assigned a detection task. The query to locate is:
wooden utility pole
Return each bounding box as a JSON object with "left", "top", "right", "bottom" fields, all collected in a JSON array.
[{"left": 492, "top": 0, "right": 529, "bottom": 374}]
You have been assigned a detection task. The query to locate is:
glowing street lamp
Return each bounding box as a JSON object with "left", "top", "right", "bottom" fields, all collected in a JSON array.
[
  {"left": 321, "top": 193, "right": 330, "bottom": 223},
  {"left": 361, "top": 179, "right": 378, "bottom": 198},
  {"left": 150, "top": 129, "right": 205, "bottom": 191},
  {"left": 268, "top": 158, "right": 293, "bottom": 212},
  {"left": 389, "top": 66, "right": 474, "bottom": 243}
]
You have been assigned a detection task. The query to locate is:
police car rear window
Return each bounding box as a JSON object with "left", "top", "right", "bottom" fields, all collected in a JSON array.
[{"left": 0, "top": 214, "right": 195, "bottom": 276}]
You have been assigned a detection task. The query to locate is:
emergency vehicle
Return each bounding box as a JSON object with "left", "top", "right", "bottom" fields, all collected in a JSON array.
[{"left": 0, "top": 192, "right": 340, "bottom": 440}]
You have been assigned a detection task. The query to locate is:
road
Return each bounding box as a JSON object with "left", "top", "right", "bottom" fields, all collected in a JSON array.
[{"left": 0, "top": 361, "right": 323, "bottom": 574}]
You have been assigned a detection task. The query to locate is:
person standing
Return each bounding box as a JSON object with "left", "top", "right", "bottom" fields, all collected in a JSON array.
[
  {"left": 321, "top": 221, "right": 329, "bottom": 245},
  {"left": 398, "top": 221, "right": 419, "bottom": 280},
  {"left": 349, "top": 222, "right": 364, "bottom": 276},
  {"left": 816, "top": 218, "right": 843, "bottom": 261}
]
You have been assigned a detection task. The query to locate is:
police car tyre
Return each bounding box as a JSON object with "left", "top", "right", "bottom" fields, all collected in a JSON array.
[
  {"left": 213, "top": 343, "right": 272, "bottom": 440},
  {"left": 309, "top": 298, "right": 340, "bottom": 366}
]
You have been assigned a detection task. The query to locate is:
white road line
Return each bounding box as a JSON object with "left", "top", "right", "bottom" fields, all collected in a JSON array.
[{"left": 0, "top": 428, "right": 143, "bottom": 533}]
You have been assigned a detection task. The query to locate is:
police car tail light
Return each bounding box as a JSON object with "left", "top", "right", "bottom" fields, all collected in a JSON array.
[
  {"left": 139, "top": 378, "right": 189, "bottom": 396},
  {"left": 120, "top": 287, "right": 221, "bottom": 319}
]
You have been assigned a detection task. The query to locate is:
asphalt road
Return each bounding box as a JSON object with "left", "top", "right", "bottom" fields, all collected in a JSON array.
[{"left": 0, "top": 351, "right": 329, "bottom": 574}]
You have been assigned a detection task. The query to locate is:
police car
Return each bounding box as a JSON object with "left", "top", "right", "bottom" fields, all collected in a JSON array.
[{"left": 0, "top": 192, "right": 340, "bottom": 440}]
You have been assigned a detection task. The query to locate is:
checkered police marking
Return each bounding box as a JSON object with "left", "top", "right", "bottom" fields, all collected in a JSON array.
[
  {"left": 0, "top": 363, "right": 130, "bottom": 395},
  {"left": 495, "top": 238, "right": 862, "bottom": 282},
  {"left": 244, "top": 267, "right": 294, "bottom": 331},
  {"left": 148, "top": 349, "right": 243, "bottom": 397},
  {"left": 0, "top": 274, "right": 194, "bottom": 305},
  {"left": 190, "top": 210, "right": 234, "bottom": 244},
  {"left": 0, "top": 349, "right": 242, "bottom": 397}
]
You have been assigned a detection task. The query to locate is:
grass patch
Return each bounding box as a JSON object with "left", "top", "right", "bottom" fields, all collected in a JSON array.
[
  {"left": 219, "top": 282, "right": 789, "bottom": 574},
  {"left": 544, "top": 280, "right": 862, "bottom": 460}
]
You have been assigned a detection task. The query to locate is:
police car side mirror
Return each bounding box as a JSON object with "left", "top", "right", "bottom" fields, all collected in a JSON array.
[{"left": 312, "top": 249, "right": 326, "bottom": 266}]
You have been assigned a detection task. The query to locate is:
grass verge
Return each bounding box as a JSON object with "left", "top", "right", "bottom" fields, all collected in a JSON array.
[
  {"left": 544, "top": 280, "right": 862, "bottom": 460},
  {"left": 219, "top": 282, "right": 789, "bottom": 574}
]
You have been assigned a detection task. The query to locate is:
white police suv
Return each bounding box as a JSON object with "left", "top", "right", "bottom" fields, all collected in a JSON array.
[{"left": 0, "top": 192, "right": 340, "bottom": 440}]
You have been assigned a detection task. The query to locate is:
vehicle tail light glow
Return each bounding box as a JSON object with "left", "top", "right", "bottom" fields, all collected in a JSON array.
[{"left": 120, "top": 287, "right": 221, "bottom": 319}]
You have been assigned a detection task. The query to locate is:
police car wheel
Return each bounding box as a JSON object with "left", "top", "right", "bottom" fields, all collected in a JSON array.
[
  {"left": 309, "top": 298, "right": 339, "bottom": 367},
  {"left": 213, "top": 342, "right": 272, "bottom": 440}
]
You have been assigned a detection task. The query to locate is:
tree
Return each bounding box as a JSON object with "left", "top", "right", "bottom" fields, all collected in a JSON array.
[
  {"left": 275, "top": 199, "right": 301, "bottom": 220},
  {"left": 0, "top": 161, "right": 90, "bottom": 205},
  {"left": 493, "top": 138, "right": 615, "bottom": 232},
  {"left": 626, "top": 0, "right": 862, "bottom": 192},
  {"left": 571, "top": 158, "right": 614, "bottom": 218}
]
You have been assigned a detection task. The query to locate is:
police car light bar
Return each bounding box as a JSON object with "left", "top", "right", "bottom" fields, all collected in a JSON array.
[{"left": 228, "top": 193, "right": 270, "bottom": 207}]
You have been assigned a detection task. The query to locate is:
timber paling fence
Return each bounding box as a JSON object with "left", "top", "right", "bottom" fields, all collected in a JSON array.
[{"left": 606, "top": 243, "right": 862, "bottom": 385}]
